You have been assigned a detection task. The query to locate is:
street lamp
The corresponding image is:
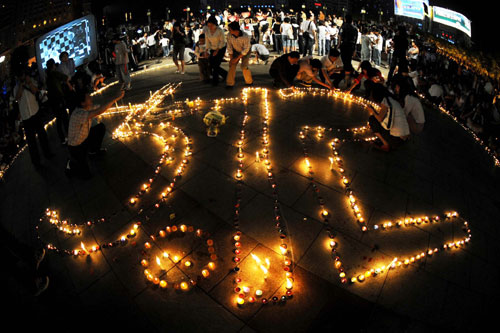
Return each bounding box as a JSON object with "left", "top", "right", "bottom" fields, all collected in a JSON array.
[
  {"left": 379, "top": 10, "right": 383, "bottom": 22},
  {"left": 186, "top": 7, "right": 190, "bottom": 22}
]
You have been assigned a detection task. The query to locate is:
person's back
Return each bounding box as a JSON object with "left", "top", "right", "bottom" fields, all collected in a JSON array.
[
  {"left": 340, "top": 21, "right": 357, "bottom": 46},
  {"left": 383, "top": 96, "right": 410, "bottom": 138}
]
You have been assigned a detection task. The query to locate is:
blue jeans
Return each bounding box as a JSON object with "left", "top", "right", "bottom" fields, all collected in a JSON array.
[{"left": 162, "top": 46, "right": 169, "bottom": 57}]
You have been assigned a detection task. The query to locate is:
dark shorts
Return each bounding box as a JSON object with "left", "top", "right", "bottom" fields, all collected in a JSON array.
[{"left": 173, "top": 44, "right": 185, "bottom": 62}]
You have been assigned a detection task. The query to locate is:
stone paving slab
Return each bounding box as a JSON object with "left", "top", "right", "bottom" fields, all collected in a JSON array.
[{"left": 2, "top": 59, "right": 500, "bottom": 331}]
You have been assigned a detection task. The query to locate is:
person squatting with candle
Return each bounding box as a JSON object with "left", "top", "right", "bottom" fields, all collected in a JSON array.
[
  {"left": 65, "top": 89, "right": 125, "bottom": 179},
  {"left": 204, "top": 16, "right": 228, "bottom": 86},
  {"left": 366, "top": 83, "right": 410, "bottom": 152},
  {"left": 194, "top": 34, "right": 211, "bottom": 83},
  {"left": 269, "top": 51, "right": 300, "bottom": 88},
  {"left": 226, "top": 21, "right": 253, "bottom": 89}
]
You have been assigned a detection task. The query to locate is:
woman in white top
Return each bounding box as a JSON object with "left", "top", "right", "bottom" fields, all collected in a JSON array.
[
  {"left": 366, "top": 83, "right": 410, "bottom": 152},
  {"left": 203, "top": 16, "right": 227, "bottom": 85},
  {"left": 280, "top": 17, "right": 292, "bottom": 54},
  {"left": 394, "top": 78, "right": 425, "bottom": 134}
]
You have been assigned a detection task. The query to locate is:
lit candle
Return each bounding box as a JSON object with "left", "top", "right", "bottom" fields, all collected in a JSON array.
[{"left": 180, "top": 281, "right": 189, "bottom": 290}]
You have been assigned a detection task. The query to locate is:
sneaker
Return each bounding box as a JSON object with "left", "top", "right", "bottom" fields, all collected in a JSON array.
[
  {"left": 61, "top": 138, "right": 68, "bottom": 145},
  {"left": 35, "top": 248, "right": 46, "bottom": 271},
  {"left": 34, "top": 276, "right": 49, "bottom": 296},
  {"left": 181, "top": 71, "right": 185, "bottom": 75},
  {"left": 175, "top": 70, "right": 180, "bottom": 74}
]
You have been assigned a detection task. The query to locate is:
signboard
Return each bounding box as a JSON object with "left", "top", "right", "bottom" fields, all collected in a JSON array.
[
  {"left": 433, "top": 6, "right": 471, "bottom": 37},
  {"left": 394, "top": 0, "right": 429, "bottom": 20},
  {"left": 35, "top": 15, "right": 97, "bottom": 77}
]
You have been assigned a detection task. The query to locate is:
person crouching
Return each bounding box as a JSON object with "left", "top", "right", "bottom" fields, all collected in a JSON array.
[
  {"left": 66, "top": 89, "right": 124, "bottom": 179},
  {"left": 366, "top": 83, "right": 410, "bottom": 152},
  {"left": 226, "top": 21, "right": 253, "bottom": 88}
]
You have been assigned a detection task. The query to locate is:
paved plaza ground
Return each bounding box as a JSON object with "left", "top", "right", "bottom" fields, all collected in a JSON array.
[{"left": 2, "top": 58, "right": 500, "bottom": 332}]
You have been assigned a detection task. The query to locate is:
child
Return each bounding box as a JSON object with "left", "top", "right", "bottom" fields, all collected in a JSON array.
[{"left": 195, "top": 34, "right": 211, "bottom": 83}]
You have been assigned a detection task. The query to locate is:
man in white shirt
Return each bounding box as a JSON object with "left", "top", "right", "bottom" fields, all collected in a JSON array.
[
  {"left": 251, "top": 42, "right": 270, "bottom": 64},
  {"left": 300, "top": 14, "right": 316, "bottom": 56},
  {"left": 372, "top": 30, "right": 383, "bottom": 67},
  {"left": 226, "top": 21, "right": 253, "bottom": 88},
  {"left": 146, "top": 30, "right": 159, "bottom": 59},
  {"left": 320, "top": 48, "right": 344, "bottom": 87},
  {"left": 428, "top": 80, "right": 444, "bottom": 104},
  {"left": 113, "top": 35, "right": 131, "bottom": 91},
  {"left": 14, "top": 70, "right": 52, "bottom": 166}
]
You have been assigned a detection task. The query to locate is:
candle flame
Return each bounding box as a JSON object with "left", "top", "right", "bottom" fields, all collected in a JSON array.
[
  {"left": 80, "top": 242, "right": 87, "bottom": 254},
  {"left": 251, "top": 253, "right": 270, "bottom": 277}
]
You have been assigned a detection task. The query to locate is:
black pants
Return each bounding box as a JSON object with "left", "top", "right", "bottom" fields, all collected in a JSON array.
[
  {"left": 51, "top": 100, "right": 69, "bottom": 142},
  {"left": 270, "top": 67, "right": 298, "bottom": 87},
  {"left": 208, "top": 46, "right": 227, "bottom": 85},
  {"left": 68, "top": 123, "right": 105, "bottom": 177},
  {"left": 388, "top": 53, "right": 408, "bottom": 83},
  {"left": 319, "top": 70, "right": 345, "bottom": 88},
  {"left": 303, "top": 35, "right": 314, "bottom": 56},
  {"left": 340, "top": 43, "right": 355, "bottom": 73},
  {"left": 22, "top": 113, "right": 51, "bottom": 165},
  {"left": 273, "top": 34, "right": 282, "bottom": 54}
]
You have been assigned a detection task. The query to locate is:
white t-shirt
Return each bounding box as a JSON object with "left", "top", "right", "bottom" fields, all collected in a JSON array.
[
  {"left": 147, "top": 34, "right": 157, "bottom": 46},
  {"left": 429, "top": 84, "right": 444, "bottom": 98},
  {"left": 14, "top": 84, "right": 39, "bottom": 121},
  {"left": 160, "top": 37, "right": 169, "bottom": 47},
  {"left": 241, "top": 23, "right": 254, "bottom": 36},
  {"left": 408, "top": 71, "right": 419, "bottom": 88},
  {"left": 281, "top": 22, "right": 292, "bottom": 37},
  {"left": 320, "top": 55, "right": 343, "bottom": 72},
  {"left": 251, "top": 44, "right": 269, "bottom": 55},
  {"left": 404, "top": 95, "right": 425, "bottom": 124},
  {"left": 381, "top": 97, "right": 410, "bottom": 137},
  {"left": 375, "top": 35, "right": 383, "bottom": 51},
  {"left": 318, "top": 25, "right": 327, "bottom": 39}
]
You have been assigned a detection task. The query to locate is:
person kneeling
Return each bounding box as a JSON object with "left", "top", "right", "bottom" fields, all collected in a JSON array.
[
  {"left": 66, "top": 89, "right": 124, "bottom": 179},
  {"left": 366, "top": 83, "right": 410, "bottom": 152}
]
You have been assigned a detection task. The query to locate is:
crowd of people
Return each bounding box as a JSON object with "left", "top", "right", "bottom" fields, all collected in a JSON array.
[{"left": 1, "top": 7, "right": 500, "bottom": 180}]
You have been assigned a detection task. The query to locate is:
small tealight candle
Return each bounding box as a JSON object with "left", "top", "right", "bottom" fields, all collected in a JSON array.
[
  {"left": 255, "top": 289, "right": 263, "bottom": 297},
  {"left": 159, "top": 280, "right": 168, "bottom": 288},
  {"left": 201, "top": 269, "right": 210, "bottom": 278},
  {"left": 141, "top": 259, "right": 149, "bottom": 267},
  {"left": 144, "top": 242, "right": 151, "bottom": 249},
  {"left": 208, "top": 262, "right": 216, "bottom": 270},
  {"left": 185, "top": 261, "right": 192, "bottom": 267},
  {"left": 180, "top": 282, "right": 189, "bottom": 290}
]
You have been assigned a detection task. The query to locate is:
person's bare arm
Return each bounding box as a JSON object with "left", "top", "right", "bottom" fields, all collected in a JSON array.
[
  {"left": 88, "top": 90, "right": 125, "bottom": 119},
  {"left": 368, "top": 103, "right": 388, "bottom": 123}
]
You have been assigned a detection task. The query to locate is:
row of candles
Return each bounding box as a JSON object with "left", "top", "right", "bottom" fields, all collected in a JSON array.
[
  {"left": 37, "top": 83, "right": 191, "bottom": 256},
  {"left": 281, "top": 88, "right": 472, "bottom": 285},
  {"left": 232, "top": 88, "right": 294, "bottom": 306},
  {"left": 141, "top": 224, "right": 217, "bottom": 290}
]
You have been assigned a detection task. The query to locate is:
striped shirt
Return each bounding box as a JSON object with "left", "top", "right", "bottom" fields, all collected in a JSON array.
[
  {"left": 227, "top": 32, "right": 250, "bottom": 56},
  {"left": 68, "top": 107, "right": 91, "bottom": 146}
]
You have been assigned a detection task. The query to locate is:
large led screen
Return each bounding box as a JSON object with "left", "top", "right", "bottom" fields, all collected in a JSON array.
[
  {"left": 394, "top": 0, "right": 429, "bottom": 20},
  {"left": 35, "top": 15, "right": 97, "bottom": 76},
  {"left": 433, "top": 6, "right": 471, "bottom": 38}
]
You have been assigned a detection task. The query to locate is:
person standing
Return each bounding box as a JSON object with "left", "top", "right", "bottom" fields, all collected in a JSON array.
[
  {"left": 172, "top": 22, "right": 187, "bottom": 74},
  {"left": 226, "top": 21, "right": 253, "bottom": 89},
  {"left": 57, "top": 51, "right": 75, "bottom": 78},
  {"left": 203, "top": 16, "right": 227, "bottom": 86},
  {"left": 301, "top": 14, "right": 316, "bottom": 57},
  {"left": 66, "top": 90, "right": 124, "bottom": 179},
  {"left": 112, "top": 35, "right": 131, "bottom": 91},
  {"left": 317, "top": 21, "right": 327, "bottom": 56},
  {"left": 46, "top": 59, "right": 71, "bottom": 144},
  {"left": 388, "top": 25, "right": 408, "bottom": 84},
  {"left": 14, "top": 69, "right": 52, "bottom": 167},
  {"left": 338, "top": 14, "right": 358, "bottom": 74},
  {"left": 271, "top": 17, "right": 282, "bottom": 54},
  {"left": 159, "top": 33, "right": 170, "bottom": 57},
  {"left": 280, "top": 17, "right": 292, "bottom": 54}
]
